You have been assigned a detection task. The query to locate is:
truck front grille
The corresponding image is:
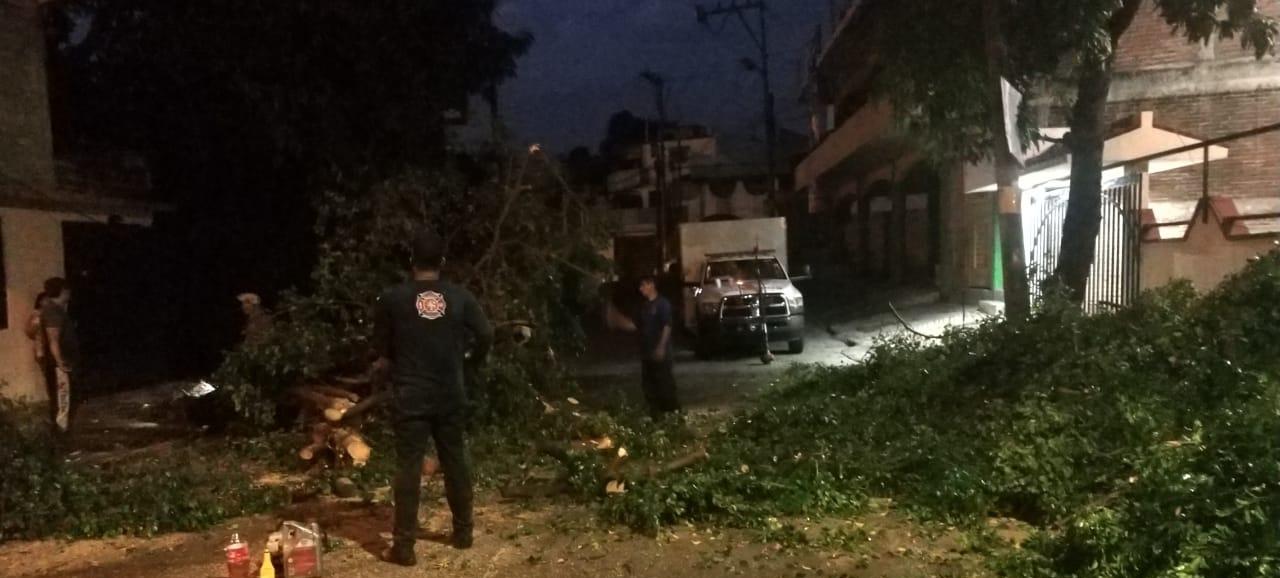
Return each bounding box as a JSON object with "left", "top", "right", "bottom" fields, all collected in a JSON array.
[{"left": 722, "top": 294, "right": 788, "bottom": 318}]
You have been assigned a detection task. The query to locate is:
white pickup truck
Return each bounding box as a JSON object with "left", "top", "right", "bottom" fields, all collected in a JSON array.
[{"left": 678, "top": 218, "right": 807, "bottom": 357}]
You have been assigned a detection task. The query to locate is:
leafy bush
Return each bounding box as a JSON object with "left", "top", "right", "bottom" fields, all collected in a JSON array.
[
  {"left": 213, "top": 155, "right": 609, "bottom": 427},
  {"left": 0, "top": 401, "right": 285, "bottom": 542},
  {"left": 605, "top": 249, "right": 1280, "bottom": 576}
]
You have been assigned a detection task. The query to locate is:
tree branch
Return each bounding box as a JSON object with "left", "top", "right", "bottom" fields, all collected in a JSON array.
[
  {"left": 1109, "top": 0, "right": 1145, "bottom": 44},
  {"left": 475, "top": 155, "right": 532, "bottom": 273}
]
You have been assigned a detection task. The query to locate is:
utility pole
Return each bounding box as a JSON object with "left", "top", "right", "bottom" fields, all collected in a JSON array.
[
  {"left": 696, "top": 1, "right": 779, "bottom": 214},
  {"left": 641, "top": 70, "right": 670, "bottom": 265},
  {"left": 483, "top": 82, "right": 502, "bottom": 145}
]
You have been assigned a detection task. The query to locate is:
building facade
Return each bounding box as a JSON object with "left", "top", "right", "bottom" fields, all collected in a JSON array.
[
  {"left": 794, "top": 0, "right": 1280, "bottom": 303},
  {"left": 794, "top": 2, "right": 950, "bottom": 290},
  {"left": 602, "top": 127, "right": 796, "bottom": 278},
  {"left": 1, "top": 0, "right": 164, "bottom": 401}
]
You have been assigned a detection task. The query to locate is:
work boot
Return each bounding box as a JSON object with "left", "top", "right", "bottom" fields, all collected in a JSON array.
[
  {"left": 383, "top": 543, "right": 417, "bottom": 567},
  {"left": 451, "top": 528, "right": 473, "bottom": 550}
]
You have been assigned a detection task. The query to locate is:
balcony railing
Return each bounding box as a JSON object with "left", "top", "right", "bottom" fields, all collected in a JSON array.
[
  {"left": 804, "top": 0, "right": 866, "bottom": 91},
  {"left": 607, "top": 168, "right": 650, "bottom": 194},
  {"left": 613, "top": 207, "right": 657, "bottom": 228}
]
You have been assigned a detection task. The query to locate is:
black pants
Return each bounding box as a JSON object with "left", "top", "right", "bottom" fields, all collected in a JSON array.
[
  {"left": 393, "top": 412, "right": 473, "bottom": 546},
  {"left": 640, "top": 359, "right": 680, "bottom": 417}
]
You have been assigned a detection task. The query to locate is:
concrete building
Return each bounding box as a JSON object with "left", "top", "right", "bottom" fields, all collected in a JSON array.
[
  {"left": 602, "top": 126, "right": 802, "bottom": 278},
  {"left": 1, "top": 0, "right": 165, "bottom": 401},
  {"left": 795, "top": 0, "right": 1280, "bottom": 305},
  {"left": 794, "top": 2, "right": 949, "bottom": 290}
]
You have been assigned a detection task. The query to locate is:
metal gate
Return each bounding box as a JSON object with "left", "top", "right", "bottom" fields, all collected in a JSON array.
[{"left": 1025, "top": 175, "right": 1142, "bottom": 313}]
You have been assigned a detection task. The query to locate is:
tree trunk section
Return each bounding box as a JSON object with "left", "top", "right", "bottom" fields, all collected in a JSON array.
[
  {"left": 1052, "top": 0, "right": 1142, "bottom": 304},
  {"left": 1054, "top": 64, "right": 1111, "bottom": 302},
  {"left": 982, "top": 0, "right": 1030, "bottom": 319}
]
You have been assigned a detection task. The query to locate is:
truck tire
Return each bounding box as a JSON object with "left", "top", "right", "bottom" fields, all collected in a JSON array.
[{"left": 788, "top": 338, "right": 805, "bottom": 354}]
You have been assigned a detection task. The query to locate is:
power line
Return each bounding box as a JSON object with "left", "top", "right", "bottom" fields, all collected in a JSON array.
[
  {"left": 641, "top": 69, "right": 672, "bottom": 264},
  {"left": 694, "top": 0, "right": 781, "bottom": 212}
]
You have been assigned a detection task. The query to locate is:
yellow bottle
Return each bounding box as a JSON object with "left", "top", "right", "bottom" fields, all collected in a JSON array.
[{"left": 259, "top": 549, "right": 275, "bottom": 578}]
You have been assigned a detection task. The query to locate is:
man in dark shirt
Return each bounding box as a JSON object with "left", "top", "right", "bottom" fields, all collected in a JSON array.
[
  {"left": 40, "top": 277, "right": 78, "bottom": 432},
  {"left": 624, "top": 276, "right": 681, "bottom": 418},
  {"left": 373, "top": 229, "right": 493, "bottom": 567}
]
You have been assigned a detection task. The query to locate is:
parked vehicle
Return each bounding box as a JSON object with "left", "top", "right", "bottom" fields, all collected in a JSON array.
[{"left": 678, "top": 218, "right": 808, "bottom": 357}]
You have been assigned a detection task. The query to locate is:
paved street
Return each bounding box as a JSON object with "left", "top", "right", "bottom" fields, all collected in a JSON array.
[{"left": 573, "top": 283, "right": 994, "bottom": 413}]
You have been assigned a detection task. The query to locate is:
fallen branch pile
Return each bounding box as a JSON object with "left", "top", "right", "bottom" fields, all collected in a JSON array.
[{"left": 500, "top": 400, "right": 709, "bottom": 500}]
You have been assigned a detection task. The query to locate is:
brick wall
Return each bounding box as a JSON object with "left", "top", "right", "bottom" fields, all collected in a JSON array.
[
  {"left": 1115, "top": 0, "right": 1280, "bottom": 72},
  {"left": 0, "top": 0, "right": 55, "bottom": 192},
  {"left": 1108, "top": 90, "right": 1280, "bottom": 201},
  {"left": 1115, "top": 1, "right": 1202, "bottom": 71}
]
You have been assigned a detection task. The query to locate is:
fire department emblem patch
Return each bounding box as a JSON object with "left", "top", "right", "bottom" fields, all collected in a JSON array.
[{"left": 415, "top": 291, "right": 447, "bottom": 320}]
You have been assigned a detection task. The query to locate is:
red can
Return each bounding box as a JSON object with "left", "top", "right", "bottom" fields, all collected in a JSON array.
[
  {"left": 282, "top": 521, "right": 324, "bottom": 577},
  {"left": 286, "top": 544, "right": 318, "bottom": 577},
  {"left": 225, "top": 533, "right": 251, "bottom": 578}
]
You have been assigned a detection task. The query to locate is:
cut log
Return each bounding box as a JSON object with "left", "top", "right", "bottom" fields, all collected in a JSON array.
[
  {"left": 290, "top": 386, "right": 358, "bottom": 422},
  {"left": 331, "top": 375, "right": 373, "bottom": 387},
  {"left": 299, "top": 423, "right": 330, "bottom": 461},
  {"left": 338, "top": 390, "right": 391, "bottom": 423},
  {"left": 309, "top": 384, "right": 360, "bottom": 402},
  {"left": 291, "top": 386, "right": 341, "bottom": 409},
  {"left": 292, "top": 388, "right": 351, "bottom": 411},
  {"left": 330, "top": 427, "right": 371, "bottom": 466}
]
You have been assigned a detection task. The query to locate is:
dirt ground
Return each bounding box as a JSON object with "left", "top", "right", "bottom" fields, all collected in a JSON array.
[
  {"left": 0, "top": 491, "right": 993, "bottom": 578},
  {"left": 0, "top": 287, "right": 1007, "bottom": 578}
]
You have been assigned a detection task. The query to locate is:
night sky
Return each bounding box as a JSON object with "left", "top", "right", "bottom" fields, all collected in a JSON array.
[{"left": 493, "top": 0, "right": 829, "bottom": 153}]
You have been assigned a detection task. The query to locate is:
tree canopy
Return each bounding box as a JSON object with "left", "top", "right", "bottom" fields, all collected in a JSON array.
[
  {"left": 59, "top": 0, "right": 530, "bottom": 178},
  {"left": 48, "top": 0, "right": 532, "bottom": 371}
]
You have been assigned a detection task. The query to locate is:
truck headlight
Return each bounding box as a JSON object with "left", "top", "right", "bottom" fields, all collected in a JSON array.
[
  {"left": 699, "top": 301, "right": 721, "bottom": 316},
  {"left": 787, "top": 295, "right": 804, "bottom": 313}
]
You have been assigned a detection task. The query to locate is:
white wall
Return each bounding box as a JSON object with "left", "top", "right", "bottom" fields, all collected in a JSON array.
[
  {"left": 696, "top": 182, "right": 769, "bottom": 221},
  {"left": 1141, "top": 216, "right": 1277, "bottom": 293},
  {"left": 677, "top": 217, "right": 788, "bottom": 283},
  {"left": 0, "top": 207, "right": 152, "bottom": 400}
]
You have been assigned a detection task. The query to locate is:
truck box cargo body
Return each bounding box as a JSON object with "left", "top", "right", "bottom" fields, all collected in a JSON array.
[{"left": 678, "top": 218, "right": 806, "bottom": 356}]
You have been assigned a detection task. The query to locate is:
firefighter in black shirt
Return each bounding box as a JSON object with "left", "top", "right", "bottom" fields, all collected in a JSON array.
[{"left": 373, "top": 229, "right": 493, "bottom": 566}]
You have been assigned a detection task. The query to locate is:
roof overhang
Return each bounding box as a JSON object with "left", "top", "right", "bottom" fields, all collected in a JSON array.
[
  {"left": 0, "top": 189, "right": 171, "bottom": 220},
  {"left": 966, "top": 111, "right": 1229, "bottom": 194}
]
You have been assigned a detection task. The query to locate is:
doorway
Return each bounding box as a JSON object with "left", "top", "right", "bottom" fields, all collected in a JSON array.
[{"left": 62, "top": 220, "right": 176, "bottom": 395}]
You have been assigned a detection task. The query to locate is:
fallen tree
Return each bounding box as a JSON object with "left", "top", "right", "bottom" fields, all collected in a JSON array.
[
  {"left": 212, "top": 149, "right": 610, "bottom": 430},
  {"left": 499, "top": 422, "right": 710, "bottom": 500},
  {"left": 603, "top": 247, "right": 1280, "bottom": 576}
]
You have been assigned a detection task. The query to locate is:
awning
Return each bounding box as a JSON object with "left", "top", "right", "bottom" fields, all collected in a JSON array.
[{"left": 966, "top": 111, "right": 1229, "bottom": 193}]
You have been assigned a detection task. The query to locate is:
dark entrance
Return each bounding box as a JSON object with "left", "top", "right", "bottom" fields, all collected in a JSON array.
[
  {"left": 62, "top": 219, "right": 176, "bottom": 395},
  {"left": 609, "top": 233, "right": 662, "bottom": 321}
]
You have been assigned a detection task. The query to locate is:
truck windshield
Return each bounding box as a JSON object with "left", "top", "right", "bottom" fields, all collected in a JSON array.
[{"left": 705, "top": 258, "right": 787, "bottom": 281}]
